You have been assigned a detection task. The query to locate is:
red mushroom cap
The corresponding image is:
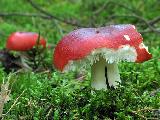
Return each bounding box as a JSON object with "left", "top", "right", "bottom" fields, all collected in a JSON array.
[
  {"left": 54, "top": 24, "right": 152, "bottom": 71},
  {"left": 6, "top": 32, "right": 46, "bottom": 51}
]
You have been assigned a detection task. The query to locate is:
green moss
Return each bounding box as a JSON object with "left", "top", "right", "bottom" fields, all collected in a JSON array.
[{"left": 0, "top": 0, "right": 159, "bottom": 119}]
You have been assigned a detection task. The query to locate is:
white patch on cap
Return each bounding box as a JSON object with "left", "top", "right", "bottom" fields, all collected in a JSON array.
[
  {"left": 123, "top": 35, "right": 130, "bottom": 41},
  {"left": 63, "top": 45, "right": 137, "bottom": 72},
  {"left": 139, "top": 43, "right": 148, "bottom": 52},
  {"left": 132, "top": 25, "right": 136, "bottom": 29}
]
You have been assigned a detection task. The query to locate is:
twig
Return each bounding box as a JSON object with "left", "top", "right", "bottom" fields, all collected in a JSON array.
[
  {"left": 0, "top": 12, "right": 159, "bottom": 34},
  {"left": 130, "top": 107, "right": 160, "bottom": 120},
  {"left": 0, "top": 12, "right": 49, "bottom": 19},
  {"left": 130, "top": 110, "right": 147, "bottom": 120},
  {"left": 53, "top": 20, "right": 64, "bottom": 36},
  {"left": 94, "top": 1, "right": 137, "bottom": 15},
  {"left": 0, "top": 79, "right": 10, "bottom": 118},
  {"left": 4, "top": 90, "right": 25, "bottom": 116},
  {"left": 111, "top": 1, "right": 137, "bottom": 13},
  {"left": 109, "top": 14, "right": 160, "bottom": 34},
  {"left": 0, "top": 12, "right": 85, "bottom": 28},
  {"left": 139, "top": 28, "right": 160, "bottom": 33},
  {"left": 131, "top": 110, "right": 159, "bottom": 120},
  {"left": 136, "top": 107, "right": 160, "bottom": 112},
  {"left": 94, "top": 1, "right": 111, "bottom": 15},
  {"left": 27, "top": 0, "right": 85, "bottom": 27},
  {"left": 148, "top": 16, "right": 160, "bottom": 25},
  {"left": 45, "top": 108, "right": 53, "bottom": 119}
]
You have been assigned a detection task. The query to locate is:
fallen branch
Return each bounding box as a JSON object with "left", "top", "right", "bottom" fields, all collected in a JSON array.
[
  {"left": 94, "top": 1, "right": 160, "bottom": 34},
  {"left": 0, "top": 12, "right": 49, "bottom": 19},
  {"left": 93, "top": 1, "right": 111, "bottom": 15},
  {"left": 139, "top": 28, "right": 160, "bottom": 33},
  {"left": 27, "top": 0, "right": 85, "bottom": 27},
  {"left": 0, "top": 12, "right": 159, "bottom": 34},
  {"left": 94, "top": 1, "right": 138, "bottom": 15},
  {"left": 0, "top": 2, "right": 86, "bottom": 27},
  {"left": 148, "top": 16, "right": 160, "bottom": 25},
  {"left": 109, "top": 14, "right": 160, "bottom": 34},
  {"left": 1, "top": 12, "right": 159, "bottom": 33}
]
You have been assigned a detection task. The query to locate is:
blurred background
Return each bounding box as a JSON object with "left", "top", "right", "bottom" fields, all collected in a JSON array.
[{"left": 0, "top": 0, "right": 160, "bottom": 48}]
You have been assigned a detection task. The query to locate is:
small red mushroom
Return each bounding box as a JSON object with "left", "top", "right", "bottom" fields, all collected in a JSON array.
[
  {"left": 6, "top": 32, "right": 46, "bottom": 51},
  {"left": 5, "top": 32, "right": 47, "bottom": 70},
  {"left": 53, "top": 24, "right": 152, "bottom": 90}
]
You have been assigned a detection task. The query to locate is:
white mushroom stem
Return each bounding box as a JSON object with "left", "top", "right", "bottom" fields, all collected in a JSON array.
[
  {"left": 91, "top": 57, "right": 121, "bottom": 90},
  {"left": 91, "top": 58, "right": 107, "bottom": 90},
  {"left": 19, "top": 53, "right": 32, "bottom": 71},
  {"left": 20, "top": 55, "right": 32, "bottom": 70},
  {"left": 106, "top": 62, "right": 121, "bottom": 87}
]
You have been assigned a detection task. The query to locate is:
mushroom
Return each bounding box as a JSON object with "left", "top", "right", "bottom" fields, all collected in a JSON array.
[
  {"left": 6, "top": 32, "right": 46, "bottom": 51},
  {"left": 53, "top": 24, "right": 152, "bottom": 90},
  {"left": 5, "top": 32, "right": 47, "bottom": 70}
]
